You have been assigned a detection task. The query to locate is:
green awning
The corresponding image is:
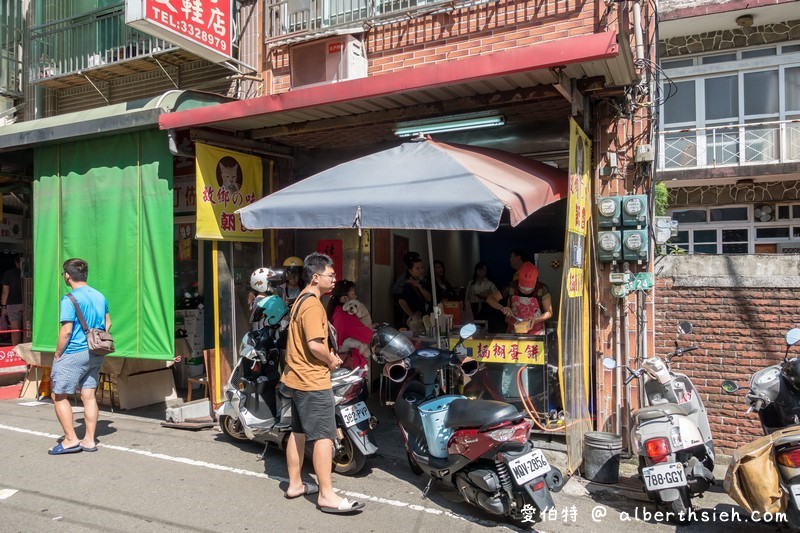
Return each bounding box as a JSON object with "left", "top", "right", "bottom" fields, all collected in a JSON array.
[{"left": 0, "top": 90, "right": 231, "bottom": 151}]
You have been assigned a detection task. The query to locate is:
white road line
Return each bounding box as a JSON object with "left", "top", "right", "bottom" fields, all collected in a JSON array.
[{"left": 0, "top": 423, "right": 504, "bottom": 528}]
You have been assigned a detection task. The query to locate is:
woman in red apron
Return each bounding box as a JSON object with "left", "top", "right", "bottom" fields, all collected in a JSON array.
[{"left": 503, "top": 262, "right": 552, "bottom": 336}]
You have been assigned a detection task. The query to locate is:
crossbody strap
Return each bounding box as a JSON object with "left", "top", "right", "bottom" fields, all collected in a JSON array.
[
  {"left": 290, "top": 292, "right": 316, "bottom": 323},
  {"left": 66, "top": 293, "right": 90, "bottom": 333}
]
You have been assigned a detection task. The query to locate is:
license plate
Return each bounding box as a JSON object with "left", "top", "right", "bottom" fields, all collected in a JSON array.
[
  {"left": 340, "top": 402, "right": 370, "bottom": 428},
  {"left": 642, "top": 462, "right": 687, "bottom": 491},
  {"left": 791, "top": 485, "right": 800, "bottom": 509},
  {"left": 507, "top": 449, "right": 551, "bottom": 485}
]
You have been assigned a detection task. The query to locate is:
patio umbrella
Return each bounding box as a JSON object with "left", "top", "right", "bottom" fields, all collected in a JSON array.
[
  {"left": 238, "top": 139, "right": 567, "bottom": 232},
  {"left": 238, "top": 138, "right": 568, "bottom": 342}
]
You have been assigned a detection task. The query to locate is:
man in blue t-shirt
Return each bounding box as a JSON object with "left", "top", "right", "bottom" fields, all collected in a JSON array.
[{"left": 49, "top": 258, "right": 112, "bottom": 455}]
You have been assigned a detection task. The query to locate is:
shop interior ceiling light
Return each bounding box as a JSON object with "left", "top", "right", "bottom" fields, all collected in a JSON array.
[{"left": 393, "top": 112, "right": 505, "bottom": 138}]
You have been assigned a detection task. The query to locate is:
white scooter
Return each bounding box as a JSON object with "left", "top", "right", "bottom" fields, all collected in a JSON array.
[
  {"left": 722, "top": 327, "right": 800, "bottom": 529},
  {"left": 603, "top": 321, "right": 714, "bottom": 521}
]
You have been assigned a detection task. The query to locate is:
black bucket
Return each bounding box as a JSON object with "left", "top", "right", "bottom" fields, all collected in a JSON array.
[{"left": 582, "top": 431, "right": 623, "bottom": 484}]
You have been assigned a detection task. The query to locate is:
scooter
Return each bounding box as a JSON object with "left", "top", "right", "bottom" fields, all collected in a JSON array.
[
  {"left": 217, "top": 297, "right": 378, "bottom": 475},
  {"left": 603, "top": 321, "right": 714, "bottom": 520},
  {"left": 372, "top": 324, "right": 564, "bottom": 526},
  {"left": 721, "top": 327, "right": 800, "bottom": 529}
]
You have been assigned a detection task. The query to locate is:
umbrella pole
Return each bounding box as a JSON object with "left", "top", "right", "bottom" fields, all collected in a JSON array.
[{"left": 427, "top": 231, "right": 441, "bottom": 347}]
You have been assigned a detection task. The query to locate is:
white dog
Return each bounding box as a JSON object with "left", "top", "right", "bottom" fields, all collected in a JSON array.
[
  {"left": 342, "top": 298, "right": 372, "bottom": 328},
  {"left": 338, "top": 299, "right": 372, "bottom": 363}
]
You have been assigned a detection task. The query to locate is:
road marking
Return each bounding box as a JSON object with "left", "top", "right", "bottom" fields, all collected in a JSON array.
[{"left": 0, "top": 423, "right": 504, "bottom": 528}]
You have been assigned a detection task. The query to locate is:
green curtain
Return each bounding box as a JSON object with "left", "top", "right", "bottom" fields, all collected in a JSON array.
[{"left": 32, "top": 130, "right": 174, "bottom": 360}]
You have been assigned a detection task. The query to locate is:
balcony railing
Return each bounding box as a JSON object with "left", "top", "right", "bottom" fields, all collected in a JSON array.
[
  {"left": 659, "top": 119, "right": 800, "bottom": 171},
  {"left": 29, "top": 3, "right": 179, "bottom": 84},
  {"left": 0, "top": 0, "right": 24, "bottom": 96},
  {"left": 266, "top": 0, "right": 496, "bottom": 42}
]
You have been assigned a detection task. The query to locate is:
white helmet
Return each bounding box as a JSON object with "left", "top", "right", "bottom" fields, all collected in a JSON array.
[{"left": 250, "top": 267, "right": 274, "bottom": 292}]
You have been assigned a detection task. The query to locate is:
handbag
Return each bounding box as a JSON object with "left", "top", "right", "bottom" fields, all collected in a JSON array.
[{"left": 67, "top": 293, "right": 115, "bottom": 356}]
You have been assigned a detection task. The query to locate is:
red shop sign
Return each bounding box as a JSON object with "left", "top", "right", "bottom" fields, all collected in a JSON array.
[
  {"left": 126, "top": 0, "right": 233, "bottom": 63},
  {"left": 0, "top": 346, "right": 26, "bottom": 374}
]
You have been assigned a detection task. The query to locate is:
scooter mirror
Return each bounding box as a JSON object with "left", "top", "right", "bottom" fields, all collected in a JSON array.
[
  {"left": 602, "top": 357, "right": 617, "bottom": 370},
  {"left": 459, "top": 323, "right": 477, "bottom": 339},
  {"left": 677, "top": 321, "right": 693, "bottom": 335},
  {"left": 787, "top": 328, "right": 800, "bottom": 346},
  {"left": 721, "top": 380, "right": 740, "bottom": 394}
]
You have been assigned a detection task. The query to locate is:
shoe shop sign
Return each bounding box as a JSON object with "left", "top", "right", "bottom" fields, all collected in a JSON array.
[{"left": 126, "top": 0, "right": 232, "bottom": 63}]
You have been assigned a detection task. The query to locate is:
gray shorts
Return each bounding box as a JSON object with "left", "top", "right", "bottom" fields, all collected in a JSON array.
[
  {"left": 51, "top": 349, "right": 104, "bottom": 395},
  {"left": 6, "top": 304, "right": 23, "bottom": 322},
  {"left": 289, "top": 388, "right": 336, "bottom": 441}
]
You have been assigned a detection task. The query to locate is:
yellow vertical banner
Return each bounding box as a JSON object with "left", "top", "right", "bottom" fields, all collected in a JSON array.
[
  {"left": 195, "top": 143, "right": 263, "bottom": 241},
  {"left": 558, "top": 118, "right": 593, "bottom": 474}
]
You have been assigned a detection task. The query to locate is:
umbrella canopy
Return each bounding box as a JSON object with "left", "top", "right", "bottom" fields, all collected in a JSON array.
[{"left": 238, "top": 139, "right": 567, "bottom": 232}]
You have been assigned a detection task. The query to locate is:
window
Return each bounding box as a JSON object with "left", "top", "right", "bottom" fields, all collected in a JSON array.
[
  {"left": 660, "top": 45, "right": 800, "bottom": 169},
  {"left": 667, "top": 203, "right": 800, "bottom": 254}
]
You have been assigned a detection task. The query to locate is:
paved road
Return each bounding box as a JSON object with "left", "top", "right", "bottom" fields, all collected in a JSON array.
[{"left": 0, "top": 399, "right": 787, "bottom": 532}]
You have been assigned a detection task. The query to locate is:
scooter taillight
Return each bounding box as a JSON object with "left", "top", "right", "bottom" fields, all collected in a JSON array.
[
  {"left": 645, "top": 437, "right": 671, "bottom": 463},
  {"left": 776, "top": 446, "right": 800, "bottom": 468}
]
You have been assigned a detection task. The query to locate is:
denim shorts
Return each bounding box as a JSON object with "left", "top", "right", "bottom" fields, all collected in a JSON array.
[{"left": 51, "top": 349, "right": 104, "bottom": 394}]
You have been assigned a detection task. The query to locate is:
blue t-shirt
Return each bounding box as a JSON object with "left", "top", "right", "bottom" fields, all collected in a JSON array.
[{"left": 59, "top": 286, "right": 109, "bottom": 354}]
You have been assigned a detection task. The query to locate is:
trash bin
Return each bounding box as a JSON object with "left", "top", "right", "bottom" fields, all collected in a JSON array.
[{"left": 582, "top": 431, "right": 623, "bottom": 484}]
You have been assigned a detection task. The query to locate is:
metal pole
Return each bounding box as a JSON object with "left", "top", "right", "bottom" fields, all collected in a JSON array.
[{"left": 427, "top": 230, "right": 441, "bottom": 347}]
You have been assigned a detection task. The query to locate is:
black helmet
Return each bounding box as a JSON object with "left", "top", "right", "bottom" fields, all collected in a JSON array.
[
  {"left": 782, "top": 358, "right": 800, "bottom": 392},
  {"left": 370, "top": 326, "right": 415, "bottom": 364}
]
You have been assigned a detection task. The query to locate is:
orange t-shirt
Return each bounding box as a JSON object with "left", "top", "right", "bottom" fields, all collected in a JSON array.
[{"left": 281, "top": 292, "right": 331, "bottom": 391}]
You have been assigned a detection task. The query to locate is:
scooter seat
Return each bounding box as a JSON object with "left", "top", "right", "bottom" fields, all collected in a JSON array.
[
  {"left": 633, "top": 403, "right": 687, "bottom": 423},
  {"left": 444, "top": 399, "right": 521, "bottom": 430}
]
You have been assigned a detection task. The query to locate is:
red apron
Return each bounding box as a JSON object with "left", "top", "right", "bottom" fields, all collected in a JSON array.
[{"left": 506, "top": 294, "right": 545, "bottom": 336}]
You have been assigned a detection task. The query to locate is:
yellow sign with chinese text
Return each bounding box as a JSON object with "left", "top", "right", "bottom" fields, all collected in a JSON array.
[
  {"left": 567, "top": 120, "right": 591, "bottom": 237},
  {"left": 450, "top": 337, "right": 546, "bottom": 365},
  {"left": 195, "top": 143, "right": 262, "bottom": 241}
]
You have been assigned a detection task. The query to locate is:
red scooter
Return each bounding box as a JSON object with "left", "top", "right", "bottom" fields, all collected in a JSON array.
[{"left": 371, "top": 324, "right": 563, "bottom": 526}]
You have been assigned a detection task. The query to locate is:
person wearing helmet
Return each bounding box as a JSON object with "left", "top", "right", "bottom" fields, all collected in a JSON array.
[
  {"left": 249, "top": 267, "right": 277, "bottom": 331},
  {"left": 278, "top": 256, "right": 305, "bottom": 306}
]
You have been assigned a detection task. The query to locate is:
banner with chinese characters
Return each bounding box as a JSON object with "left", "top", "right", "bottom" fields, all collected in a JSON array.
[
  {"left": 450, "top": 337, "right": 546, "bottom": 365},
  {"left": 195, "top": 143, "right": 262, "bottom": 242},
  {"left": 557, "top": 118, "right": 593, "bottom": 474}
]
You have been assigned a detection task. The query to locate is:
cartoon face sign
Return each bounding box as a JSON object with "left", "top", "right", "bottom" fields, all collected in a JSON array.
[{"left": 215, "top": 156, "right": 243, "bottom": 193}]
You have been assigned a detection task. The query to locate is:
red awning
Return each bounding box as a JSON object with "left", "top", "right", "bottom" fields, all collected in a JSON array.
[{"left": 159, "top": 31, "right": 627, "bottom": 133}]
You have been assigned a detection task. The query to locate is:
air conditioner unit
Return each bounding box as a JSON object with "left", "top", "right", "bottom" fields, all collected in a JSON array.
[
  {"left": 778, "top": 242, "right": 800, "bottom": 254},
  {"left": 289, "top": 35, "right": 367, "bottom": 89}
]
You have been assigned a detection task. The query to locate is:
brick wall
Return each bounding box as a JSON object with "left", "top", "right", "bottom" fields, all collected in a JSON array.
[
  {"left": 654, "top": 255, "right": 800, "bottom": 454},
  {"left": 268, "top": 0, "right": 601, "bottom": 94}
]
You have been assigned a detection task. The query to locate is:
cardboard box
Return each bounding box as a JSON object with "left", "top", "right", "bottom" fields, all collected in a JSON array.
[{"left": 116, "top": 368, "right": 177, "bottom": 410}]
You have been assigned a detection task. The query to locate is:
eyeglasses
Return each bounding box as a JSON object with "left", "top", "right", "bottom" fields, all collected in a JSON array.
[{"left": 318, "top": 273, "right": 336, "bottom": 280}]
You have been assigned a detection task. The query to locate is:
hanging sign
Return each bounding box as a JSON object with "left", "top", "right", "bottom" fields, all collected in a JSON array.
[
  {"left": 450, "top": 337, "right": 546, "bottom": 365},
  {"left": 195, "top": 143, "right": 262, "bottom": 242},
  {"left": 125, "top": 0, "right": 233, "bottom": 63}
]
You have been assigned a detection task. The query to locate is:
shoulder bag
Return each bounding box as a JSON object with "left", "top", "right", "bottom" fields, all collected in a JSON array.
[{"left": 67, "top": 293, "right": 115, "bottom": 356}]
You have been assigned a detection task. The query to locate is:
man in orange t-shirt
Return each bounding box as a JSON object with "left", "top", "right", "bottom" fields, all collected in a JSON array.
[{"left": 281, "top": 252, "right": 365, "bottom": 514}]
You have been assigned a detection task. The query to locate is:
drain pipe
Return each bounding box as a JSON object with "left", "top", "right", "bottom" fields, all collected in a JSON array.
[
  {"left": 632, "top": 0, "right": 645, "bottom": 64},
  {"left": 614, "top": 295, "right": 623, "bottom": 438}
]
